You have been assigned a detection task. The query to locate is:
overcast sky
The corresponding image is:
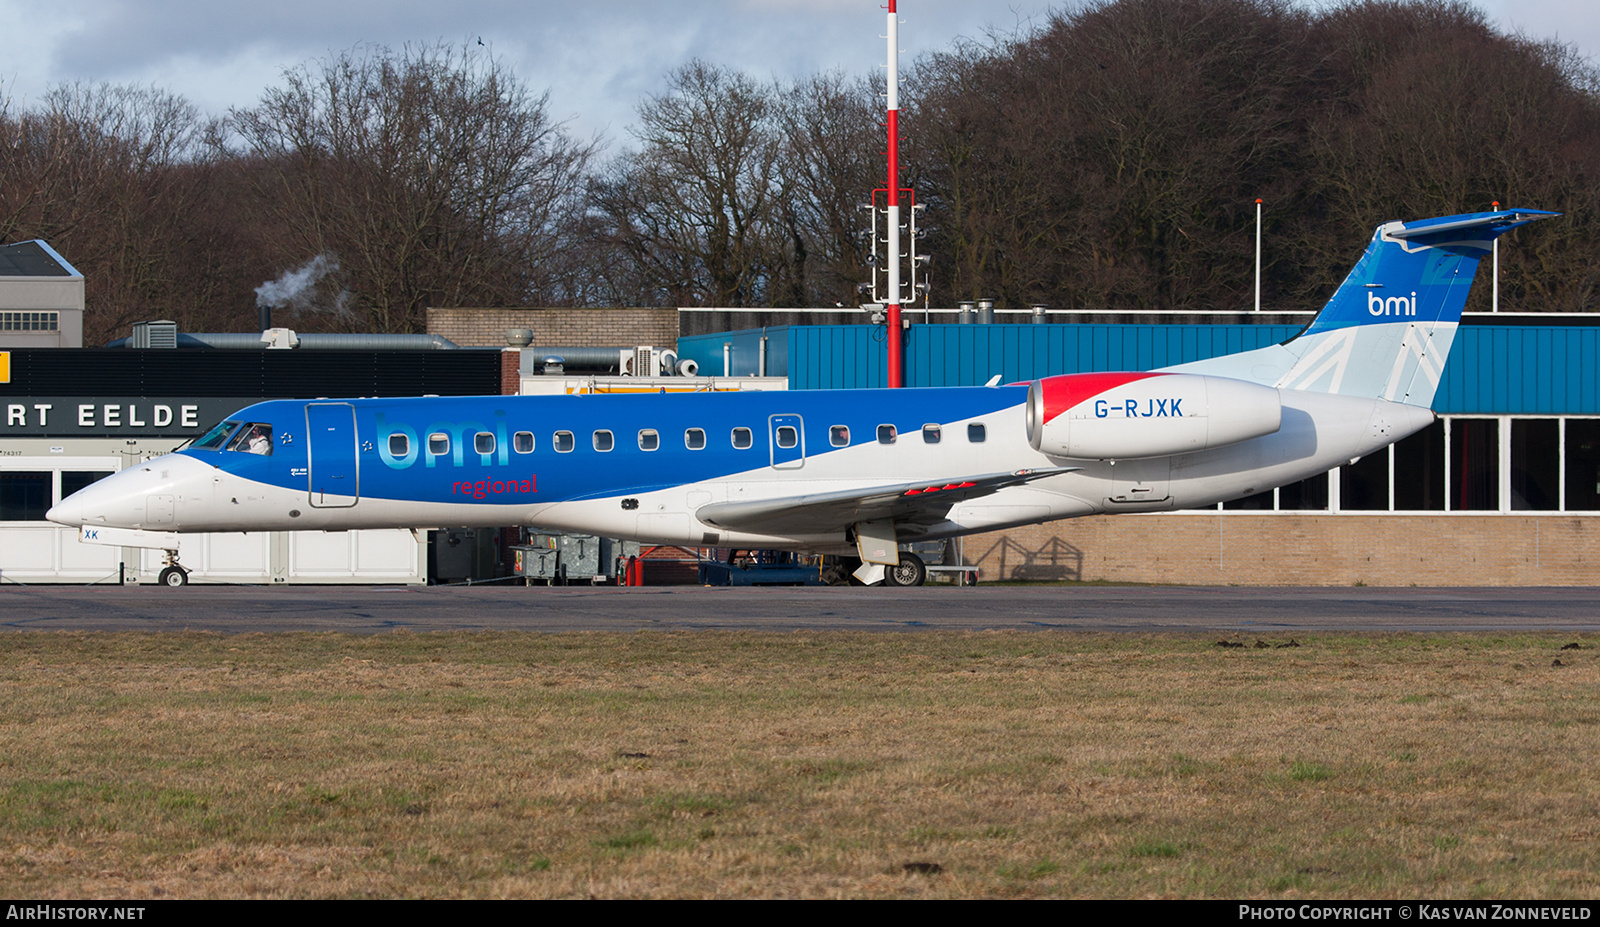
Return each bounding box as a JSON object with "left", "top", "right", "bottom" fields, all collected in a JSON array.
[{"left": 2, "top": 0, "right": 1595, "bottom": 150}]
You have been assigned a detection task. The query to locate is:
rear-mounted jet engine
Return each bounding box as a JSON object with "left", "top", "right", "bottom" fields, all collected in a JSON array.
[{"left": 1026, "top": 372, "right": 1282, "bottom": 460}]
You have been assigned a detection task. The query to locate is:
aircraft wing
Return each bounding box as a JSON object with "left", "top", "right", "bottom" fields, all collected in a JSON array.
[{"left": 694, "top": 467, "right": 1077, "bottom": 536}]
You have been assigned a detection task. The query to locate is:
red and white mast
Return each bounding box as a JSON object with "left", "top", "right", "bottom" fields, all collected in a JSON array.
[{"left": 884, "top": 0, "right": 904, "bottom": 388}]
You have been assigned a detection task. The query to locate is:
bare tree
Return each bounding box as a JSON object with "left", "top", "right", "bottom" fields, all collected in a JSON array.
[
  {"left": 230, "top": 43, "right": 597, "bottom": 332},
  {"left": 0, "top": 82, "right": 223, "bottom": 342},
  {"left": 1304, "top": 0, "right": 1600, "bottom": 312},
  {"left": 777, "top": 71, "right": 882, "bottom": 308},
  {"left": 912, "top": 0, "right": 1315, "bottom": 313},
  {"left": 588, "top": 61, "right": 790, "bottom": 307}
]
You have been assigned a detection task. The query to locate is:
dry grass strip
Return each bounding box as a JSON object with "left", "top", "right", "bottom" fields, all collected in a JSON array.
[{"left": 1, "top": 630, "right": 1595, "bottom": 898}]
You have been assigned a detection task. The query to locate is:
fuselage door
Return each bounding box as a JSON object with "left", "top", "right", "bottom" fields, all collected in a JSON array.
[
  {"left": 769, "top": 414, "right": 805, "bottom": 470},
  {"left": 306, "top": 402, "right": 359, "bottom": 508}
]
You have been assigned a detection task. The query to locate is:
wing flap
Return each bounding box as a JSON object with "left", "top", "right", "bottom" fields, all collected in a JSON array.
[{"left": 695, "top": 467, "right": 1077, "bottom": 536}]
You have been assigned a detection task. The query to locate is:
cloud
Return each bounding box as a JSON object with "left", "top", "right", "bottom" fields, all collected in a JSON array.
[{"left": 8, "top": 0, "right": 1588, "bottom": 147}]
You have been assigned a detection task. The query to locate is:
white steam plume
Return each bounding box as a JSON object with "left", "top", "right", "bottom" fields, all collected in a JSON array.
[{"left": 254, "top": 253, "right": 352, "bottom": 318}]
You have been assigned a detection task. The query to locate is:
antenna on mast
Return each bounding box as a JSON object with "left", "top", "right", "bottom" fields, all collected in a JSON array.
[{"left": 884, "top": 1, "right": 904, "bottom": 387}]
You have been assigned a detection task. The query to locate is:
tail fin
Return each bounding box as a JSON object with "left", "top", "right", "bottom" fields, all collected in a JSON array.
[{"left": 1167, "top": 208, "right": 1558, "bottom": 407}]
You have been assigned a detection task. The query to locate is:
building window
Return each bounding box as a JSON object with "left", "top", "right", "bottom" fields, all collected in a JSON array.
[
  {"left": 1279, "top": 473, "right": 1329, "bottom": 511},
  {"left": 1222, "top": 490, "right": 1275, "bottom": 511},
  {"left": 1566, "top": 420, "right": 1600, "bottom": 511},
  {"left": 1450, "top": 418, "right": 1499, "bottom": 511},
  {"left": 1393, "top": 421, "right": 1445, "bottom": 511},
  {"left": 0, "top": 311, "right": 58, "bottom": 332},
  {"left": 1510, "top": 419, "right": 1559, "bottom": 511},
  {"left": 60, "top": 471, "right": 112, "bottom": 500},
  {"left": 1184, "top": 416, "right": 1599, "bottom": 515},
  {"left": 0, "top": 471, "right": 51, "bottom": 520},
  {"left": 1339, "top": 452, "right": 1389, "bottom": 511}
]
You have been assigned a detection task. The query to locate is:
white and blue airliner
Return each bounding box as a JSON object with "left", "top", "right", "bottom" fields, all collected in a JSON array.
[{"left": 48, "top": 208, "right": 1557, "bottom": 585}]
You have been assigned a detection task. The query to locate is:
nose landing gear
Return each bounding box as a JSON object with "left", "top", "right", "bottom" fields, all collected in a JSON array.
[{"left": 157, "top": 549, "right": 189, "bottom": 587}]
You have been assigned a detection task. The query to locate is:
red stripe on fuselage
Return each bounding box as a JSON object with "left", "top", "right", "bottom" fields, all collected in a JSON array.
[{"left": 1040, "top": 372, "right": 1167, "bottom": 424}]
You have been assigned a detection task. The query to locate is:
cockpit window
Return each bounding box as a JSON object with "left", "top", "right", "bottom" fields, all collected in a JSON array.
[
  {"left": 193, "top": 420, "right": 240, "bottom": 450},
  {"left": 226, "top": 423, "right": 274, "bottom": 456}
]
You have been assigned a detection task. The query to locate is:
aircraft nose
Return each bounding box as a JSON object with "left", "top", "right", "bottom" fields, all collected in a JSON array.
[
  {"left": 45, "top": 495, "right": 86, "bottom": 528},
  {"left": 45, "top": 458, "right": 189, "bottom": 530}
]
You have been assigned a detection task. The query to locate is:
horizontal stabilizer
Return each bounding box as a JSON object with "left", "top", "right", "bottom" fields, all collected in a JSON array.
[{"left": 1167, "top": 207, "right": 1558, "bottom": 408}]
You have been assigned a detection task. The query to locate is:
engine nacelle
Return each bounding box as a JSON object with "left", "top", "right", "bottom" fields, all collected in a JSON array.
[{"left": 1025, "top": 372, "right": 1282, "bottom": 459}]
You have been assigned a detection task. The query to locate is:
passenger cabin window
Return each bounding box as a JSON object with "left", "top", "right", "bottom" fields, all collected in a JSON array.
[
  {"left": 554, "top": 431, "right": 575, "bottom": 453},
  {"left": 226, "top": 423, "right": 274, "bottom": 456},
  {"left": 593, "top": 430, "right": 614, "bottom": 452},
  {"left": 193, "top": 420, "right": 239, "bottom": 450},
  {"left": 514, "top": 431, "right": 535, "bottom": 454},
  {"left": 428, "top": 433, "right": 450, "bottom": 455},
  {"left": 922, "top": 424, "right": 941, "bottom": 444},
  {"left": 877, "top": 424, "right": 897, "bottom": 445},
  {"left": 968, "top": 423, "right": 986, "bottom": 443},
  {"left": 474, "top": 432, "right": 495, "bottom": 455},
  {"left": 685, "top": 428, "right": 706, "bottom": 450},
  {"left": 830, "top": 425, "right": 850, "bottom": 447},
  {"left": 776, "top": 425, "right": 799, "bottom": 449},
  {"left": 639, "top": 429, "right": 659, "bottom": 451},
  {"left": 732, "top": 427, "right": 753, "bottom": 449},
  {"left": 388, "top": 433, "right": 409, "bottom": 457}
]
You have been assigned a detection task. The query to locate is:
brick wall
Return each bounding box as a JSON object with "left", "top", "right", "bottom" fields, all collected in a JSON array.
[
  {"left": 499, "top": 349, "right": 519, "bottom": 395},
  {"left": 960, "top": 514, "right": 1600, "bottom": 586},
  {"left": 428, "top": 308, "right": 678, "bottom": 349}
]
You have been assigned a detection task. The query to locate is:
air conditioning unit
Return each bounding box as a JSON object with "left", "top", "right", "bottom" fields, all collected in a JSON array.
[
  {"left": 130, "top": 320, "right": 178, "bottom": 349},
  {"left": 622, "top": 346, "right": 661, "bottom": 377}
]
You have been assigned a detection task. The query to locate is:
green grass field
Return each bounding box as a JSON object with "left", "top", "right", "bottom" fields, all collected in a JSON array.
[{"left": 2, "top": 631, "right": 1596, "bottom": 898}]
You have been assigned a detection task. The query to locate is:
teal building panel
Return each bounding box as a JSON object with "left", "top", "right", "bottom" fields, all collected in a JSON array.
[{"left": 675, "top": 323, "right": 1600, "bottom": 414}]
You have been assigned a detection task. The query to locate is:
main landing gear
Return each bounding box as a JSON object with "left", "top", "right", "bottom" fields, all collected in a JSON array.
[
  {"left": 157, "top": 549, "right": 189, "bottom": 587},
  {"left": 830, "top": 552, "right": 928, "bottom": 587},
  {"left": 884, "top": 551, "right": 927, "bottom": 587}
]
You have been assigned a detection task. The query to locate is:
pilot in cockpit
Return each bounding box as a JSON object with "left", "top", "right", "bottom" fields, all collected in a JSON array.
[{"left": 227, "top": 423, "right": 273, "bottom": 456}]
